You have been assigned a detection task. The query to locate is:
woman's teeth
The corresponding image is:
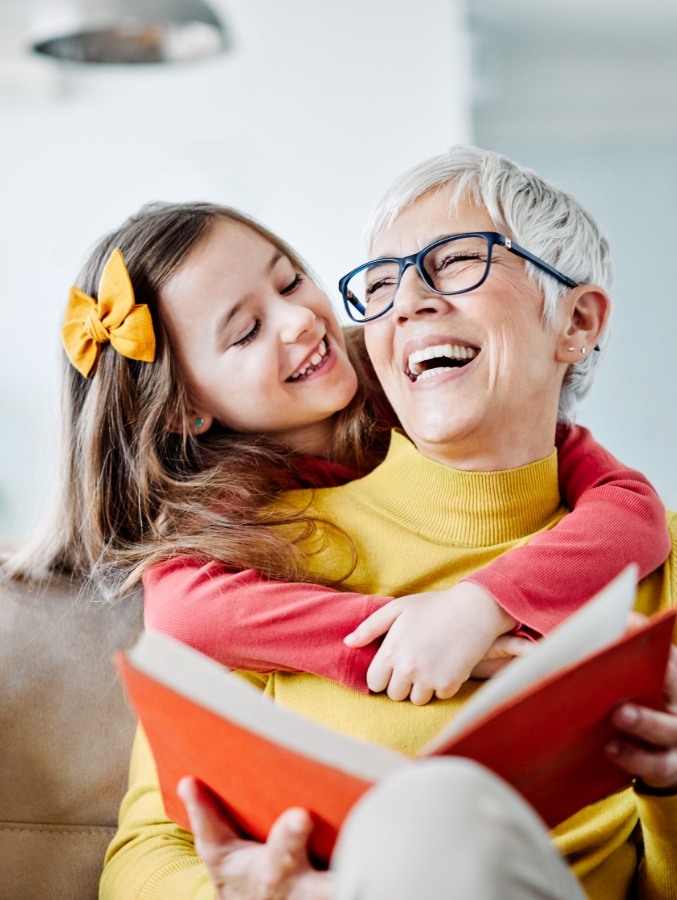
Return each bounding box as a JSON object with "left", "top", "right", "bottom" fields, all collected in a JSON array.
[
  {"left": 288, "top": 338, "right": 329, "bottom": 381},
  {"left": 407, "top": 343, "right": 478, "bottom": 381}
]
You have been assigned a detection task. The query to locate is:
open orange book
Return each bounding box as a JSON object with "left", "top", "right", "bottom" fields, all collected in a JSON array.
[{"left": 116, "top": 566, "right": 676, "bottom": 864}]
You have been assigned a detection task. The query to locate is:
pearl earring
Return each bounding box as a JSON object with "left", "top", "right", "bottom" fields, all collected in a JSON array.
[
  {"left": 581, "top": 347, "right": 586, "bottom": 354},
  {"left": 567, "top": 347, "right": 575, "bottom": 352}
]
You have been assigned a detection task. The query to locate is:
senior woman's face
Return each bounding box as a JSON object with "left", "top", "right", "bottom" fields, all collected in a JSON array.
[{"left": 364, "top": 187, "right": 569, "bottom": 471}]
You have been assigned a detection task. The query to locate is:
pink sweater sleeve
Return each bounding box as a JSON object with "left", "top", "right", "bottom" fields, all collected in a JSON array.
[
  {"left": 465, "top": 424, "right": 671, "bottom": 635},
  {"left": 143, "top": 559, "right": 391, "bottom": 694}
]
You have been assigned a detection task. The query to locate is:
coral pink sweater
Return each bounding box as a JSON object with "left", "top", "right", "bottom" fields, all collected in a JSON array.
[{"left": 143, "top": 425, "right": 670, "bottom": 692}]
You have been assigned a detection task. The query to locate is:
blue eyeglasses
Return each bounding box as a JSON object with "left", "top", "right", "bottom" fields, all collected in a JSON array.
[{"left": 339, "top": 231, "right": 579, "bottom": 324}]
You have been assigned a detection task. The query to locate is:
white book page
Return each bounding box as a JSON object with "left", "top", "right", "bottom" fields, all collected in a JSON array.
[
  {"left": 422, "top": 564, "right": 638, "bottom": 753},
  {"left": 129, "top": 629, "right": 408, "bottom": 781}
]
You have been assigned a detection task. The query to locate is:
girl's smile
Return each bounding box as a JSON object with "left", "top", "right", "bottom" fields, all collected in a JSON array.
[{"left": 287, "top": 336, "right": 329, "bottom": 381}]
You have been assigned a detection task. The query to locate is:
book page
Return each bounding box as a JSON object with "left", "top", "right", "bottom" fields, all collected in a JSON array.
[{"left": 129, "top": 629, "right": 407, "bottom": 782}]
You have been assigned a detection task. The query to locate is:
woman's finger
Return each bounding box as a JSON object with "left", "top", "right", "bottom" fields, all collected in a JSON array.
[
  {"left": 178, "top": 777, "right": 242, "bottom": 866},
  {"left": 606, "top": 739, "right": 677, "bottom": 790},
  {"left": 613, "top": 703, "right": 677, "bottom": 748},
  {"left": 662, "top": 645, "right": 677, "bottom": 711},
  {"left": 266, "top": 808, "right": 315, "bottom": 874}
]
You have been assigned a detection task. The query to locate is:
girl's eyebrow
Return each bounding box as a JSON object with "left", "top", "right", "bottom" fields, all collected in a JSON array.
[
  {"left": 267, "top": 249, "right": 285, "bottom": 271},
  {"left": 214, "top": 249, "right": 286, "bottom": 342}
]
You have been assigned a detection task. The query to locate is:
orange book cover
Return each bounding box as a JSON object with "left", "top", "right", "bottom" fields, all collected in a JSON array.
[{"left": 116, "top": 567, "right": 675, "bottom": 864}]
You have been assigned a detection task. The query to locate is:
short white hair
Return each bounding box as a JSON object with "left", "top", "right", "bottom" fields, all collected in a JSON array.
[{"left": 364, "top": 145, "right": 613, "bottom": 423}]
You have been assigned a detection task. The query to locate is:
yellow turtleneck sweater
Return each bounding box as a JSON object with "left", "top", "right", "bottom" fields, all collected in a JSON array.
[{"left": 101, "top": 432, "right": 677, "bottom": 900}]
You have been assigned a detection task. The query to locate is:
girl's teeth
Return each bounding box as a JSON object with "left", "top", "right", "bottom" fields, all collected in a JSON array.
[{"left": 289, "top": 338, "right": 328, "bottom": 380}]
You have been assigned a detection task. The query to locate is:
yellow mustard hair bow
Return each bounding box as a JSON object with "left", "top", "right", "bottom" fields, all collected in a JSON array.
[{"left": 61, "top": 248, "right": 156, "bottom": 378}]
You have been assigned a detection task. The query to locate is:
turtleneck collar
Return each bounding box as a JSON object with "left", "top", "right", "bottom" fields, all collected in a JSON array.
[{"left": 350, "top": 430, "right": 563, "bottom": 548}]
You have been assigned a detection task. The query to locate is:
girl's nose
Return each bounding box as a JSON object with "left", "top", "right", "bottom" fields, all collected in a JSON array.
[{"left": 279, "top": 301, "right": 317, "bottom": 343}]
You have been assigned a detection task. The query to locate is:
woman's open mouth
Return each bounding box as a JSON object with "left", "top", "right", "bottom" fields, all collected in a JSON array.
[
  {"left": 287, "top": 337, "right": 330, "bottom": 382},
  {"left": 406, "top": 343, "right": 478, "bottom": 382}
]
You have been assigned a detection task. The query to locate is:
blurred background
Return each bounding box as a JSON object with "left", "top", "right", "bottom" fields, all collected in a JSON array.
[{"left": 1, "top": 0, "right": 675, "bottom": 541}]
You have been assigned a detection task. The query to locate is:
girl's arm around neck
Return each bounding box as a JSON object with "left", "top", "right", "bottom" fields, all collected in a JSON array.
[
  {"left": 463, "top": 424, "right": 671, "bottom": 635},
  {"left": 143, "top": 559, "right": 389, "bottom": 693}
]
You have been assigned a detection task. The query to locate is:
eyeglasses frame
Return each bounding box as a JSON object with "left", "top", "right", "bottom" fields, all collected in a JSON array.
[{"left": 339, "top": 231, "right": 579, "bottom": 324}]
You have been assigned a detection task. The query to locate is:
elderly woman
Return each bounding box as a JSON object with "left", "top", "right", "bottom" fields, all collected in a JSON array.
[{"left": 101, "top": 147, "right": 677, "bottom": 899}]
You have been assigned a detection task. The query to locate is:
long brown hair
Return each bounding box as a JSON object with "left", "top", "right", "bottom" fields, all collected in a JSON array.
[{"left": 6, "top": 202, "right": 393, "bottom": 596}]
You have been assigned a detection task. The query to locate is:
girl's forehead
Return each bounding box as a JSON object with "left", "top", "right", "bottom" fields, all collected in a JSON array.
[{"left": 179, "top": 221, "right": 280, "bottom": 278}]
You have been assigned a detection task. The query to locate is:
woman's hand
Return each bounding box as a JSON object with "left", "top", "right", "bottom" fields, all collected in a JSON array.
[
  {"left": 344, "top": 581, "right": 520, "bottom": 706},
  {"left": 606, "top": 643, "right": 677, "bottom": 792},
  {"left": 178, "top": 778, "right": 334, "bottom": 900}
]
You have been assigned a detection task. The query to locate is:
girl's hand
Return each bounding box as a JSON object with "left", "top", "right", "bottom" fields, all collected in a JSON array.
[
  {"left": 606, "top": 643, "right": 677, "bottom": 792},
  {"left": 178, "top": 778, "right": 334, "bottom": 900},
  {"left": 344, "top": 582, "right": 517, "bottom": 706},
  {"left": 468, "top": 633, "right": 535, "bottom": 680}
]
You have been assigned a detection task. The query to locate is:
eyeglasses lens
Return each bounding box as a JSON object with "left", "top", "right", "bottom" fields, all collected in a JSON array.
[
  {"left": 346, "top": 235, "right": 492, "bottom": 322},
  {"left": 423, "top": 235, "right": 491, "bottom": 295}
]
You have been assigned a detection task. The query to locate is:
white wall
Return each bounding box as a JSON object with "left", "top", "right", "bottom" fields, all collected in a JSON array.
[
  {"left": 504, "top": 146, "right": 677, "bottom": 510},
  {"left": 469, "top": 0, "right": 677, "bottom": 509},
  {"left": 0, "top": 0, "right": 471, "bottom": 539}
]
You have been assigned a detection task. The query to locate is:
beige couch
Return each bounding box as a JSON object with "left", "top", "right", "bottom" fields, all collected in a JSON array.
[{"left": 1, "top": 572, "right": 143, "bottom": 900}]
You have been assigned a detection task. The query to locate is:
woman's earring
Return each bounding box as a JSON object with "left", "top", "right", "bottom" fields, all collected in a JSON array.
[
  {"left": 196, "top": 418, "right": 204, "bottom": 430},
  {"left": 581, "top": 347, "right": 586, "bottom": 354},
  {"left": 567, "top": 347, "right": 575, "bottom": 352}
]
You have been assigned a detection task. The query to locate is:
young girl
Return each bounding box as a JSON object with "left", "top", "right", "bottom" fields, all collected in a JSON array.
[{"left": 12, "top": 199, "right": 669, "bottom": 706}]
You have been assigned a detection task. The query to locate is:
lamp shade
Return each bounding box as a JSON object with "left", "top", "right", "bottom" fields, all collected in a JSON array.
[{"left": 31, "top": 0, "right": 228, "bottom": 64}]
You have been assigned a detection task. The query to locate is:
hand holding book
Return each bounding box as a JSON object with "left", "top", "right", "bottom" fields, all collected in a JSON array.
[
  {"left": 176, "top": 778, "right": 333, "bottom": 898},
  {"left": 606, "top": 629, "right": 677, "bottom": 793}
]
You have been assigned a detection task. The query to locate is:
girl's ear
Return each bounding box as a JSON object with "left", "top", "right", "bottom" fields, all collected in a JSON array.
[
  {"left": 556, "top": 285, "right": 610, "bottom": 362},
  {"left": 166, "top": 411, "right": 214, "bottom": 435}
]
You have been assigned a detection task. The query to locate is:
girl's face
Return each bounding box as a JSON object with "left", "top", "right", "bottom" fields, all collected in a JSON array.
[{"left": 159, "top": 219, "right": 359, "bottom": 455}]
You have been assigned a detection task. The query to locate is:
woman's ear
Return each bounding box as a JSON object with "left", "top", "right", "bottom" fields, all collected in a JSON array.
[
  {"left": 166, "top": 411, "right": 214, "bottom": 435},
  {"left": 556, "top": 285, "right": 610, "bottom": 362}
]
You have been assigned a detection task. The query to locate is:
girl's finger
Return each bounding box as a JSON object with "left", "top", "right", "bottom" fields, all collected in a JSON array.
[
  {"left": 409, "top": 683, "right": 435, "bottom": 706},
  {"left": 344, "top": 602, "right": 402, "bottom": 647},
  {"left": 385, "top": 670, "right": 415, "bottom": 702},
  {"left": 365, "top": 655, "right": 395, "bottom": 693},
  {"left": 483, "top": 635, "right": 534, "bottom": 660}
]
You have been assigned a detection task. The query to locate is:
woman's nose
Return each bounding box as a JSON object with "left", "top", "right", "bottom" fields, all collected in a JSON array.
[
  {"left": 392, "top": 265, "right": 450, "bottom": 323},
  {"left": 279, "top": 301, "right": 317, "bottom": 343}
]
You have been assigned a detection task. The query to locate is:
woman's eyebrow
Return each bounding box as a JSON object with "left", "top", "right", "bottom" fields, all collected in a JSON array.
[{"left": 372, "top": 232, "right": 458, "bottom": 259}]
